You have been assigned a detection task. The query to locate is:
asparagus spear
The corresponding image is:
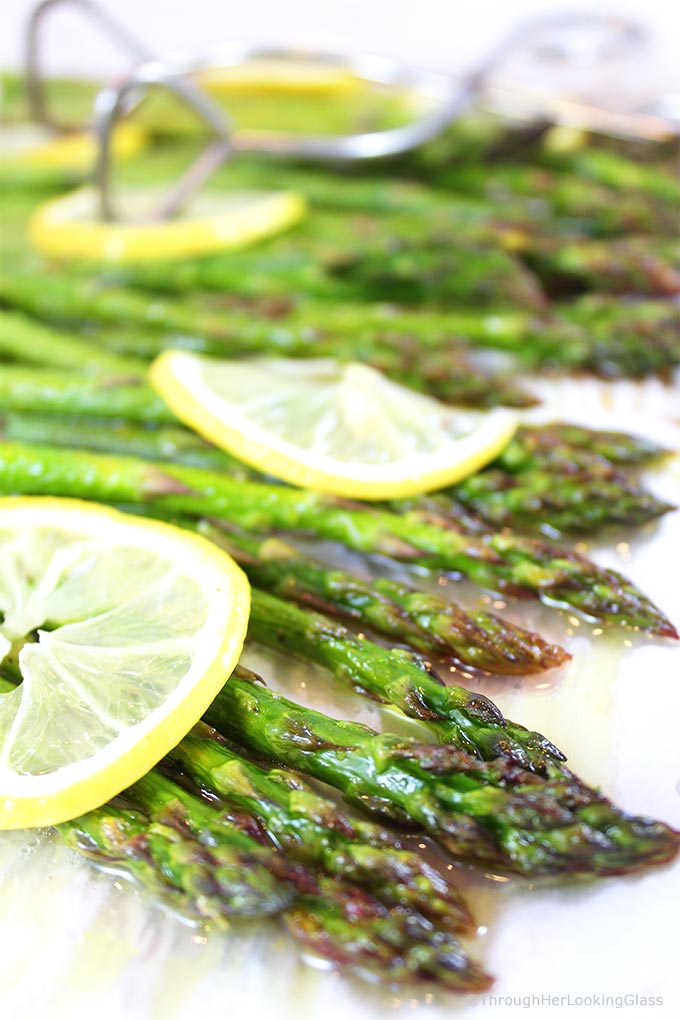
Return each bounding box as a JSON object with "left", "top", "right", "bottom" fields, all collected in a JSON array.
[
  {"left": 0, "top": 673, "right": 486, "bottom": 987},
  {"left": 0, "top": 310, "right": 144, "bottom": 377},
  {"left": 92, "top": 216, "right": 548, "bottom": 310},
  {"left": 0, "top": 367, "right": 175, "bottom": 423},
  {"left": 0, "top": 268, "right": 513, "bottom": 349},
  {"left": 489, "top": 297, "right": 680, "bottom": 379},
  {"left": 448, "top": 422, "right": 674, "bottom": 534},
  {"left": 500, "top": 423, "right": 669, "bottom": 469},
  {"left": 167, "top": 724, "right": 474, "bottom": 933},
  {"left": 538, "top": 145, "right": 680, "bottom": 206},
  {"left": 547, "top": 296, "right": 680, "bottom": 378},
  {"left": 0, "top": 439, "right": 674, "bottom": 636},
  {"left": 11, "top": 415, "right": 661, "bottom": 656},
  {"left": 4, "top": 414, "right": 665, "bottom": 651},
  {"left": 426, "top": 163, "right": 676, "bottom": 237},
  {"left": 1, "top": 413, "right": 252, "bottom": 474},
  {"left": 86, "top": 768, "right": 490, "bottom": 987},
  {"left": 524, "top": 236, "right": 680, "bottom": 298},
  {"left": 124, "top": 769, "right": 488, "bottom": 988},
  {"left": 245, "top": 587, "right": 566, "bottom": 770},
  {"left": 60, "top": 771, "right": 295, "bottom": 924},
  {"left": 204, "top": 668, "right": 680, "bottom": 877},
  {"left": 198, "top": 522, "right": 569, "bottom": 675},
  {"left": 4, "top": 264, "right": 677, "bottom": 381},
  {"left": 4, "top": 410, "right": 666, "bottom": 480},
  {"left": 0, "top": 280, "right": 535, "bottom": 408},
  {"left": 326, "top": 233, "right": 548, "bottom": 308},
  {"left": 447, "top": 466, "right": 675, "bottom": 536}
]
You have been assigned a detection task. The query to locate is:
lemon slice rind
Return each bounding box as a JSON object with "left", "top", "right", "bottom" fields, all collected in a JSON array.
[
  {"left": 198, "top": 59, "right": 360, "bottom": 96},
  {"left": 28, "top": 186, "right": 306, "bottom": 263},
  {"left": 1, "top": 122, "right": 146, "bottom": 171},
  {"left": 150, "top": 352, "right": 519, "bottom": 499},
  {"left": 0, "top": 497, "right": 250, "bottom": 830}
]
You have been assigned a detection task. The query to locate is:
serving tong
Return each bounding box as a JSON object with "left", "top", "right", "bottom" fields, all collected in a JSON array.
[{"left": 22, "top": 0, "right": 678, "bottom": 225}]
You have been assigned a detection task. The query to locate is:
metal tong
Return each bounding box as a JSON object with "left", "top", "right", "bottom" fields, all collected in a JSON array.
[{"left": 23, "top": 1, "right": 665, "bottom": 223}]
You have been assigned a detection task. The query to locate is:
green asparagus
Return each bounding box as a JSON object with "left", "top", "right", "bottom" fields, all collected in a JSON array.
[
  {"left": 4, "top": 407, "right": 667, "bottom": 484},
  {"left": 167, "top": 723, "right": 474, "bottom": 932},
  {"left": 0, "top": 279, "right": 536, "bottom": 408},
  {"left": 0, "top": 673, "right": 486, "bottom": 988},
  {"left": 198, "top": 521, "right": 570, "bottom": 674},
  {"left": 4, "top": 261, "right": 677, "bottom": 380},
  {"left": 204, "top": 668, "right": 680, "bottom": 877},
  {"left": 446, "top": 466, "right": 675, "bottom": 536},
  {"left": 87, "top": 769, "right": 491, "bottom": 988},
  {"left": 0, "top": 440, "right": 674, "bottom": 635},
  {"left": 62, "top": 770, "right": 295, "bottom": 923},
  {"left": 524, "top": 236, "right": 680, "bottom": 298},
  {"left": 538, "top": 144, "right": 680, "bottom": 206},
  {"left": 498, "top": 423, "right": 670, "bottom": 469},
  {"left": 0, "top": 367, "right": 175, "bottom": 422},
  {"left": 0, "top": 310, "right": 144, "bottom": 377},
  {"left": 245, "top": 588, "right": 566, "bottom": 771},
  {"left": 423, "top": 162, "right": 677, "bottom": 237}
]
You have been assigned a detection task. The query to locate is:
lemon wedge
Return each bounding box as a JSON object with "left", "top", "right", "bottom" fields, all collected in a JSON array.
[
  {"left": 29, "top": 185, "right": 306, "bottom": 263},
  {"left": 0, "top": 497, "right": 250, "bottom": 829},
  {"left": 0, "top": 122, "right": 146, "bottom": 172},
  {"left": 149, "top": 353, "right": 518, "bottom": 499}
]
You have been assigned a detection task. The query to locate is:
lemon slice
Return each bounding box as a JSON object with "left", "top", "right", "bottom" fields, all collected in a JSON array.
[
  {"left": 0, "top": 498, "right": 250, "bottom": 830},
  {"left": 150, "top": 353, "right": 518, "bottom": 499},
  {"left": 0, "top": 122, "right": 146, "bottom": 172},
  {"left": 198, "top": 59, "right": 359, "bottom": 96},
  {"left": 29, "top": 185, "right": 306, "bottom": 263}
]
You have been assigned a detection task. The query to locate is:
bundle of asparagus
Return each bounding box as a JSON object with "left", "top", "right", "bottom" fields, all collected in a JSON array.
[
  {"left": 203, "top": 667, "right": 680, "bottom": 878},
  {"left": 2, "top": 77, "right": 678, "bottom": 996},
  {"left": 3, "top": 266, "right": 677, "bottom": 383},
  {"left": 0, "top": 671, "right": 488, "bottom": 990},
  {"left": 0, "top": 439, "right": 674, "bottom": 636},
  {"left": 1, "top": 383, "right": 672, "bottom": 539}
]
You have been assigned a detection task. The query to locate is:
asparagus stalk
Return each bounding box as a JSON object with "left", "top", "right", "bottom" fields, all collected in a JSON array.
[
  {"left": 546, "top": 296, "right": 680, "bottom": 378},
  {"left": 6, "top": 257, "right": 680, "bottom": 381},
  {"left": 0, "top": 268, "right": 513, "bottom": 349},
  {"left": 199, "top": 522, "right": 569, "bottom": 675},
  {"left": 124, "top": 769, "right": 487, "bottom": 988},
  {"left": 499, "top": 423, "right": 669, "bottom": 469},
  {"left": 204, "top": 668, "right": 680, "bottom": 877},
  {"left": 0, "top": 283, "right": 535, "bottom": 409},
  {"left": 167, "top": 724, "right": 474, "bottom": 933},
  {"left": 0, "top": 672, "right": 487, "bottom": 987},
  {"left": 0, "top": 662, "right": 291, "bottom": 926},
  {"left": 61, "top": 771, "right": 295, "bottom": 924},
  {"left": 0, "top": 310, "right": 144, "bottom": 377},
  {"left": 97, "top": 227, "right": 548, "bottom": 310},
  {"left": 4, "top": 410, "right": 666, "bottom": 479},
  {"left": 246, "top": 587, "right": 566, "bottom": 771},
  {"left": 524, "top": 237, "right": 680, "bottom": 298},
  {"left": 538, "top": 145, "right": 680, "bottom": 206},
  {"left": 93, "top": 768, "right": 490, "bottom": 987},
  {"left": 446, "top": 423, "right": 674, "bottom": 534},
  {"left": 0, "top": 367, "right": 175, "bottom": 423},
  {"left": 447, "top": 466, "right": 675, "bottom": 536},
  {"left": 0, "top": 439, "right": 674, "bottom": 636},
  {"left": 4, "top": 267, "right": 677, "bottom": 381},
  {"left": 11, "top": 417, "right": 654, "bottom": 659},
  {"left": 5, "top": 414, "right": 665, "bottom": 653},
  {"left": 425, "top": 163, "right": 676, "bottom": 238}
]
